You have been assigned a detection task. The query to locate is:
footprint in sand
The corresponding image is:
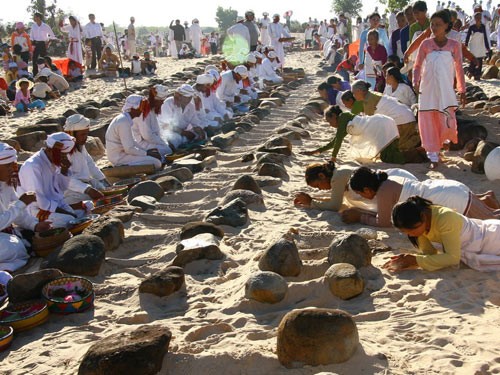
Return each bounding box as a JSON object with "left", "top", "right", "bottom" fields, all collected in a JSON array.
[
  {"left": 116, "top": 312, "right": 150, "bottom": 325},
  {"left": 184, "top": 322, "right": 234, "bottom": 342}
]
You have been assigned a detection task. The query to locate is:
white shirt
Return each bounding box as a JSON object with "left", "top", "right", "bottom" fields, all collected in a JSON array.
[
  {"left": 260, "top": 58, "right": 281, "bottom": 81},
  {"left": 47, "top": 72, "right": 70, "bottom": 92},
  {"left": 30, "top": 22, "right": 55, "bottom": 42},
  {"left": 132, "top": 112, "right": 169, "bottom": 149},
  {"left": 32, "top": 82, "right": 52, "bottom": 98},
  {"left": 268, "top": 22, "right": 291, "bottom": 43},
  {"left": 0, "top": 182, "right": 37, "bottom": 232},
  {"left": 375, "top": 95, "right": 416, "bottom": 125},
  {"left": 84, "top": 22, "right": 103, "bottom": 39},
  {"left": 216, "top": 70, "right": 240, "bottom": 103},
  {"left": 105, "top": 112, "right": 148, "bottom": 165},
  {"left": 227, "top": 23, "right": 250, "bottom": 47},
  {"left": 383, "top": 83, "right": 417, "bottom": 108},
  {"left": 67, "top": 146, "right": 106, "bottom": 194},
  {"left": 159, "top": 97, "right": 202, "bottom": 131}
]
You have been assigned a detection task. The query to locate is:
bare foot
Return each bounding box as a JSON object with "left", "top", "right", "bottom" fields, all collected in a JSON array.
[{"left": 428, "top": 162, "right": 438, "bottom": 170}]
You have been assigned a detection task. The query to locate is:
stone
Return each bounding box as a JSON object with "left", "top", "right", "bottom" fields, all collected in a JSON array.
[
  {"left": 180, "top": 221, "right": 224, "bottom": 240},
  {"left": 245, "top": 271, "right": 288, "bottom": 303},
  {"left": 78, "top": 325, "right": 171, "bottom": 375},
  {"left": 129, "top": 195, "right": 157, "bottom": 211},
  {"left": 220, "top": 121, "right": 238, "bottom": 133},
  {"left": 85, "top": 136, "right": 106, "bottom": 160},
  {"left": 12, "top": 131, "right": 47, "bottom": 152},
  {"left": 139, "top": 266, "right": 185, "bottom": 297},
  {"left": 262, "top": 136, "right": 292, "bottom": 152},
  {"left": 41, "top": 235, "right": 105, "bottom": 276},
  {"left": 236, "top": 121, "right": 253, "bottom": 132},
  {"left": 63, "top": 109, "right": 79, "bottom": 118},
  {"left": 16, "top": 123, "right": 62, "bottom": 136},
  {"left": 328, "top": 233, "right": 372, "bottom": 269},
  {"left": 490, "top": 105, "right": 500, "bottom": 115},
  {"left": 171, "top": 159, "right": 204, "bottom": 173},
  {"left": 258, "top": 237, "right": 302, "bottom": 277},
  {"left": 127, "top": 180, "right": 164, "bottom": 203},
  {"left": 89, "top": 122, "right": 110, "bottom": 144},
  {"left": 110, "top": 92, "right": 126, "bottom": 100},
  {"left": 83, "top": 216, "right": 125, "bottom": 252},
  {"left": 205, "top": 198, "right": 248, "bottom": 227},
  {"left": 277, "top": 308, "right": 359, "bottom": 368},
  {"left": 471, "top": 140, "right": 500, "bottom": 174},
  {"left": 257, "top": 145, "right": 292, "bottom": 156},
  {"left": 240, "top": 153, "right": 255, "bottom": 162},
  {"left": 7, "top": 269, "right": 64, "bottom": 303},
  {"left": 220, "top": 189, "right": 264, "bottom": 207},
  {"left": 36, "top": 117, "right": 66, "bottom": 125},
  {"left": 159, "top": 167, "right": 193, "bottom": 182},
  {"left": 100, "top": 99, "right": 119, "bottom": 108},
  {"left": 105, "top": 205, "right": 139, "bottom": 223},
  {"left": 211, "top": 131, "right": 239, "bottom": 149},
  {"left": 83, "top": 100, "right": 101, "bottom": 108},
  {"left": 254, "top": 176, "right": 282, "bottom": 187},
  {"left": 256, "top": 153, "right": 287, "bottom": 166},
  {"left": 259, "top": 100, "right": 278, "bottom": 108},
  {"left": 232, "top": 175, "right": 262, "bottom": 194},
  {"left": 473, "top": 101, "right": 487, "bottom": 109},
  {"left": 258, "top": 162, "right": 289, "bottom": 180},
  {"left": 277, "top": 126, "right": 310, "bottom": 139},
  {"left": 83, "top": 107, "right": 101, "bottom": 120},
  {"left": 172, "top": 233, "right": 224, "bottom": 267},
  {"left": 482, "top": 65, "right": 499, "bottom": 79},
  {"left": 251, "top": 108, "right": 270, "bottom": 120},
  {"left": 155, "top": 175, "right": 183, "bottom": 192},
  {"left": 324, "top": 263, "right": 364, "bottom": 300}
]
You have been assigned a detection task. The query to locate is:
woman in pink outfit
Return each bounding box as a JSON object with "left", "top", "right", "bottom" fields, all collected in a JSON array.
[{"left": 413, "top": 10, "right": 466, "bottom": 169}]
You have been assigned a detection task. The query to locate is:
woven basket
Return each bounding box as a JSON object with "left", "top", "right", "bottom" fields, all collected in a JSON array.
[
  {"left": 102, "top": 186, "right": 128, "bottom": 197},
  {"left": 112, "top": 177, "right": 141, "bottom": 189},
  {"left": 68, "top": 214, "right": 100, "bottom": 235},
  {"left": 0, "top": 325, "right": 13, "bottom": 352},
  {"left": 42, "top": 276, "right": 94, "bottom": 314},
  {"left": 92, "top": 194, "right": 125, "bottom": 215},
  {"left": 0, "top": 301, "right": 49, "bottom": 332},
  {"left": 32, "top": 227, "right": 71, "bottom": 257}
]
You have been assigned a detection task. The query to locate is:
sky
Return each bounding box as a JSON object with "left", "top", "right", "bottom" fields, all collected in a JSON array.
[{"left": 0, "top": 0, "right": 486, "bottom": 28}]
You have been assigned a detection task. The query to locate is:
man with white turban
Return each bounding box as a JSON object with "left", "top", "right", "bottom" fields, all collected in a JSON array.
[
  {"left": 0, "top": 142, "right": 51, "bottom": 271},
  {"left": 193, "top": 74, "right": 222, "bottom": 131},
  {"left": 190, "top": 19, "right": 202, "bottom": 55},
  {"left": 260, "top": 51, "right": 283, "bottom": 83},
  {"left": 206, "top": 69, "right": 233, "bottom": 120},
  {"left": 132, "top": 85, "right": 173, "bottom": 159},
  {"left": 216, "top": 65, "right": 251, "bottom": 112},
  {"left": 159, "top": 84, "right": 206, "bottom": 149},
  {"left": 259, "top": 12, "right": 271, "bottom": 46},
  {"left": 63, "top": 114, "right": 110, "bottom": 204},
  {"left": 268, "top": 14, "right": 292, "bottom": 68},
  {"left": 106, "top": 94, "right": 163, "bottom": 169},
  {"left": 18, "top": 132, "right": 87, "bottom": 228}
]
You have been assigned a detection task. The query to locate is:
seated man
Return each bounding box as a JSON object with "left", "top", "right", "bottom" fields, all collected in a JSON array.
[
  {"left": 216, "top": 65, "right": 250, "bottom": 112},
  {"left": 105, "top": 94, "right": 162, "bottom": 169},
  {"left": 0, "top": 143, "right": 51, "bottom": 271},
  {"left": 159, "top": 84, "right": 206, "bottom": 150},
  {"left": 98, "top": 44, "right": 120, "bottom": 76},
  {"left": 260, "top": 51, "right": 283, "bottom": 84},
  {"left": 193, "top": 74, "right": 222, "bottom": 131},
  {"left": 205, "top": 69, "right": 233, "bottom": 121},
  {"left": 141, "top": 51, "right": 157, "bottom": 75},
  {"left": 18, "top": 132, "right": 86, "bottom": 228},
  {"left": 64, "top": 114, "right": 110, "bottom": 204}
]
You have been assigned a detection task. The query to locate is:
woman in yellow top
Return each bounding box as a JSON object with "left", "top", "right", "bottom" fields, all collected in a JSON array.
[{"left": 386, "top": 196, "right": 500, "bottom": 272}]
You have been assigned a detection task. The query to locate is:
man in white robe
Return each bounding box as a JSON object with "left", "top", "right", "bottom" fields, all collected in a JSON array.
[
  {"left": 206, "top": 69, "right": 233, "bottom": 120},
  {"left": 190, "top": 19, "right": 202, "bottom": 55},
  {"left": 0, "top": 143, "right": 51, "bottom": 271},
  {"left": 216, "top": 65, "right": 251, "bottom": 112},
  {"left": 63, "top": 114, "right": 109, "bottom": 204},
  {"left": 260, "top": 51, "right": 283, "bottom": 83},
  {"left": 227, "top": 17, "right": 251, "bottom": 54},
  {"left": 193, "top": 74, "right": 223, "bottom": 128},
  {"left": 268, "top": 14, "right": 292, "bottom": 68},
  {"left": 18, "top": 133, "right": 86, "bottom": 228},
  {"left": 259, "top": 12, "right": 271, "bottom": 46},
  {"left": 105, "top": 94, "right": 163, "bottom": 169}
]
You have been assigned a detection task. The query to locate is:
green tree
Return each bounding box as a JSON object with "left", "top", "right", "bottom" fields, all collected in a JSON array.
[
  {"left": 331, "top": 0, "right": 363, "bottom": 17},
  {"left": 215, "top": 6, "right": 238, "bottom": 34},
  {"left": 379, "top": 0, "right": 410, "bottom": 12},
  {"left": 26, "top": 0, "right": 66, "bottom": 33}
]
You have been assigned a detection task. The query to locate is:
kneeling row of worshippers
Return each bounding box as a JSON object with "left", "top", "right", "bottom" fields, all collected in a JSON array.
[
  {"left": 104, "top": 52, "right": 285, "bottom": 170},
  {"left": 0, "top": 115, "right": 111, "bottom": 272}
]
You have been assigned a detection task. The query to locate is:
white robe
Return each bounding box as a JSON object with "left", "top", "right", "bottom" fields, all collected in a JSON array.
[
  {"left": 62, "top": 24, "right": 84, "bottom": 65},
  {"left": 132, "top": 112, "right": 172, "bottom": 156},
  {"left": 375, "top": 95, "right": 416, "bottom": 125},
  {"left": 190, "top": 23, "right": 202, "bottom": 54},
  {"left": 216, "top": 71, "right": 241, "bottom": 104},
  {"left": 64, "top": 146, "right": 107, "bottom": 204},
  {"left": 200, "top": 91, "right": 233, "bottom": 121},
  {"left": 268, "top": 22, "right": 291, "bottom": 68},
  {"left": 260, "top": 17, "right": 271, "bottom": 45},
  {"left": 105, "top": 113, "right": 162, "bottom": 169},
  {"left": 168, "top": 29, "right": 178, "bottom": 58},
  {"left": 159, "top": 97, "right": 204, "bottom": 148},
  {"left": 0, "top": 182, "right": 36, "bottom": 271},
  {"left": 260, "top": 58, "right": 283, "bottom": 83}
]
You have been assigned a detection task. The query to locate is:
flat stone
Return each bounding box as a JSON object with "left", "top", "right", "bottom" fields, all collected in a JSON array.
[
  {"left": 41, "top": 235, "right": 105, "bottom": 276},
  {"left": 85, "top": 136, "right": 106, "bottom": 161},
  {"left": 324, "top": 263, "right": 364, "bottom": 300},
  {"left": 256, "top": 153, "right": 287, "bottom": 166},
  {"left": 100, "top": 99, "right": 119, "bottom": 108},
  {"left": 0, "top": 139, "right": 21, "bottom": 151},
  {"left": 205, "top": 198, "right": 248, "bottom": 227},
  {"left": 83, "top": 106, "right": 101, "bottom": 119},
  {"left": 257, "top": 146, "right": 292, "bottom": 156},
  {"left": 258, "top": 237, "right": 302, "bottom": 277},
  {"left": 254, "top": 176, "right": 282, "bottom": 187},
  {"left": 12, "top": 131, "right": 47, "bottom": 152},
  {"left": 105, "top": 205, "right": 140, "bottom": 223},
  {"left": 277, "top": 308, "right": 359, "bottom": 368},
  {"left": 172, "top": 233, "right": 224, "bottom": 267},
  {"left": 83, "top": 216, "right": 125, "bottom": 252},
  {"left": 232, "top": 175, "right": 262, "bottom": 194},
  {"left": 139, "top": 266, "right": 185, "bottom": 297},
  {"left": 180, "top": 221, "right": 224, "bottom": 240},
  {"left": 78, "top": 325, "right": 171, "bottom": 375},
  {"left": 328, "top": 233, "right": 372, "bottom": 269},
  {"left": 482, "top": 65, "right": 499, "bottom": 79},
  {"left": 258, "top": 162, "right": 289, "bottom": 180},
  {"left": 155, "top": 175, "right": 183, "bottom": 192},
  {"left": 211, "top": 131, "right": 239, "bottom": 149},
  {"left": 159, "top": 167, "right": 193, "bottom": 182},
  {"left": 130, "top": 195, "right": 157, "bottom": 211},
  {"left": 171, "top": 159, "right": 204, "bottom": 173},
  {"left": 245, "top": 271, "right": 288, "bottom": 304},
  {"left": 7, "top": 269, "right": 64, "bottom": 303},
  {"left": 240, "top": 153, "right": 255, "bottom": 162},
  {"left": 221, "top": 189, "right": 263, "bottom": 208},
  {"left": 127, "top": 181, "right": 164, "bottom": 203},
  {"left": 63, "top": 109, "right": 79, "bottom": 118},
  {"left": 16, "top": 123, "right": 62, "bottom": 137}
]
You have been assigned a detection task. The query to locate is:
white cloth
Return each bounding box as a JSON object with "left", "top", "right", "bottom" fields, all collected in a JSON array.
[
  {"left": 375, "top": 95, "right": 416, "bottom": 125},
  {"left": 32, "top": 82, "right": 52, "bottom": 99},
  {"left": 62, "top": 24, "right": 84, "bottom": 65},
  {"left": 159, "top": 97, "right": 203, "bottom": 148},
  {"left": 131, "top": 59, "right": 141, "bottom": 74},
  {"left": 260, "top": 58, "right": 283, "bottom": 83},
  {"left": 268, "top": 22, "right": 291, "bottom": 67},
  {"left": 1, "top": 182, "right": 38, "bottom": 232},
  {"left": 83, "top": 22, "right": 103, "bottom": 39},
  {"left": 190, "top": 23, "right": 202, "bottom": 54},
  {"left": 200, "top": 90, "right": 232, "bottom": 120},
  {"left": 132, "top": 112, "right": 172, "bottom": 156},
  {"left": 346, "top": 114, "right": 400, "bottom": 162},
  {"left": 46, "top": 132, "right": 75, "bottom": 152},
  {"left": 30, "top": 22, "right": 55, "bottom": 41},
  {"left": 0, "top": 143, "right": 17, "bottom": 164},
  {"left": 105, "top": 112, "right": 161, "bottom": 169},
  {"left": 168, "top": 29, "right": 178, "bottom": 58},
  {"left": 260, "top": 17, "right": 271, "bottom": 45},
  {"left": 39, "top": 69, "right": 70, "bottom": 92},
  {"left": 64, "top": 114, "right": 90, "bottom": 131},
  {"left": 399, "top": 179, "right": 470, "bottom": 214},
  {"left": 216, "top": 70, "right": 240, "bottom": 103},
  {"left": 383, "top": 84, "right": 417, "bottom": 108},
  {"left": 227, "top": 23, "right": 251, "bottom": 51},
  {"left": 418, "top": 50, "right": 458, "bottom": 112},
  {"left": 484, "top": 146, "right": 500, "bottom": 181},
  {"left": 469, "top": 31, "right": 488, "bottom": 58}
]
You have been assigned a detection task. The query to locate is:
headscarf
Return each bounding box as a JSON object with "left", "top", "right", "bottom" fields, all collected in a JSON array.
[
  {"left": 268, "top": 51, "right": 277, "bottom": 59},
  {"left": 207, "top": 69, "right": 221, "bottom": 92},
  {"left": 246, "top": 54, "right": 257, "bottom": 64},
  {"left": 46, "top": 132, "right": 76, "bottom": 153},
  {"left": 64, "top": 114, "right": 90, "bottom": 132},
  {"left": 233, "top": 65, "right": 248, "bottom": 78},
  {"left": 196, "top": 74, "right": 214, "bottom": 85},
  {"left": 176, "top": 84, "right": 195, "bottom": 97},
  {"left": 154, "top": 84, "right": 169, "bottom": 100},
  {"left": 122, "top": 94, "right": 144, "bottom": 113},
  {"left": 204, "top": 64, "right": 218, "bottom": 73},
  {"left": 0, "top": 142, "right": 17, "bottom": 165}
]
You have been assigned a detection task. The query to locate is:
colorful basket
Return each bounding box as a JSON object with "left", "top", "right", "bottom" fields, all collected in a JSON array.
[
  {"left": 32, "top": 227, "right": 71, "bottom": 257},
  {"left": 42, "top": 276, "right": 94, "bottom": 314},
  {"left": 92, "top": 194, "right": 125, "bottom": 215},
  {"left": 0, "top": 301, "right": 49, "bottom": 332},
  {"left": 101, "top": 185, "right": 128, "bottom": 197},
  {"left": 67, "top": 214, "right": 100, "bottom": 235},
  {"left": 0, "top": 326, "right": 14, "bottom": 352}
]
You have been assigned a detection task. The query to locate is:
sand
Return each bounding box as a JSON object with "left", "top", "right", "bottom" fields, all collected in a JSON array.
[{"left": 1, "top": 50, "right": 500, "bottom": 375}]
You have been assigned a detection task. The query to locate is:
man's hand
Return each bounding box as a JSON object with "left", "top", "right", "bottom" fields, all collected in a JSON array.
[{"left": 293, "top": 192, "right": 312, "bottom": 208}]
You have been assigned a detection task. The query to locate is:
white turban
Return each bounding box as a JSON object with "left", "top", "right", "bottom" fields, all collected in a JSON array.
[
  {"left": 38, "top": 67, "right": 52, "bottom": 77},
  {"left": 46, "top": 132, "right": 75, "bottom": 153},
  {"left": 0, "top": 142, "right": 17, "bottom": 164},
  {"left": 64, "top": 114, "right": 90, "bottom": 132},
  {"left": 196, "top": 74, "right": 214, "bottom": 85},
  {"left": 273, "top": 13, "right": 280, "bottom": 18},
  {"left": 204, "top": 64, "right": 218, "bottom": 73},
  {"left": 207, "top": 69, "right": 220, "bottom": 82},
  {"left": 176, "top": 84, "right": 195, "bottom": 97},
  {"left": 246, "top": 54, "right": 257, "bottom": 64},
  {"left": 253, "top": 52, "right": 263, "bottom": 59},
  {"left": 234, "top": 65, "right": 248, "bottom": 78},
  {"left": 154, "top": 84, "right": 169, "bottom": 100},
  {"left": 122, "top": 94, "right": 144, "bottom": 112},
  {"left": 268, "top": 51, "right": 277, "bottom": 59}
]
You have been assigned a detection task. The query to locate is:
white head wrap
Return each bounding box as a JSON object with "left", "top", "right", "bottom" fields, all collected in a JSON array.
[
  {"left": 268, "top": 51, "right": 277, "bottom": 59},
  {"left": 236, "top": 16, "right": 244, "bottom": 22},
  {"left": 273, "top": 13, "right": 280, "bottom": 18},
  {"left": 0, "top": 142, "right": 17, "bottom": 164},
  {"left": 64, "top": 114, "right": 90, "bottom": 132},
  {"left": 207, "top": 69, "right": 220, "bottom": 82},
  {"left": 38, "top": 67, "right": 52, "bottom": 77},
  {"left": 204, "top": 64, "right": 218, "bottom": 73},
  {"left": 122, "top": 94, "right": 144, "bottom": 112},
  {"left": 196, "top": 74, "right": 214, "bottom": 85},
  {"left": 253, "top": 51, "right": 263, "bottom": 59},
  {"left": 154, "top": 84, "right": 169, "bottom": 100},
  {"left": 104, "top": 43, "right": 114, "bottom": 52},
  {"left": 176, "top": 84, "right": 195, "bottom": 97},
  {"left": 246, "top": 54, "right": 257, "bottom": 64},
  {"left": 234, "top": 65, "right": 248, "bottom": 78},
  {"left": 46, "top": 132, "right": 76, "bottom": 153}
]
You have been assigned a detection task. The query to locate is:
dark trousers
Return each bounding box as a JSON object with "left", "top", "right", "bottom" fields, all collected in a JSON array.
[
  {"left": 469, "top": 57, "right": 483, "bottom": 80},
  {"left": 20, "top": 51, "right": 30, "bottom": 64},
  {"left": 90, "top": 37, "right": 102, "bottom": 70},
  {"left": 210, "top": 42, "right": 217, "bottom": 55},
  {"left": 32, "top": 41, "right": 47, "bottom": 76}
]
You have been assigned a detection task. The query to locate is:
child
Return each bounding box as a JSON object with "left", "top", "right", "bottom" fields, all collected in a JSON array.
[
  {"left": 67, "top": 60, "right": 83, "bottom": 82},
  {"left": 5, "top": 62, "right": 18, "bottom": 85},
  {"left": 10, "top": 22, "right": 32, "bottom": 64},
  {"left": 141, "top": 51, "right": 157, "bottom": 75},
  {"left": 32, "top": 75, "right": 59, "bottom": 99},
  {"left": 13, "top": 78, "right": 46, "bottom": 112},
  {"left": 84, "top": 39, "right": 93, "bottom": 69},
  {"left": 465, "top": 12, "right": 490, "bottom": 80},
  {"left": 130, "top": 53, "right": 142, "bottom": 76},
  {"left": 1, "top": 43, "right": 14, "bottom": 72},
  {"left": 16, "top": 60, "right": 31, "bottom": 79},
  {"left": 413, "top": 10, "right": 465, "bottom": 169},
  {"left": 335, "top": 55, "right": 357, "bottom": 82}
]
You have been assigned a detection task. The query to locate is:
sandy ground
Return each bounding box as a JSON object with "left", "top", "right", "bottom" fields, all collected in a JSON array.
[{"left": 1, "top": 50, "right": 500, "bottom": 375}]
